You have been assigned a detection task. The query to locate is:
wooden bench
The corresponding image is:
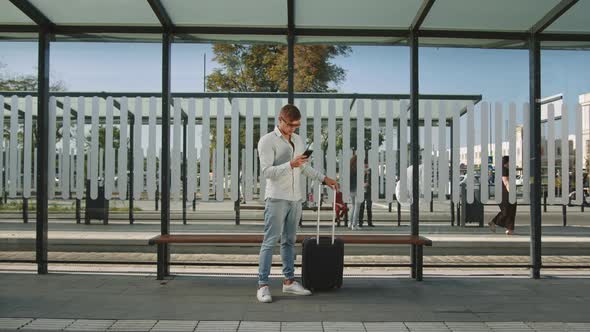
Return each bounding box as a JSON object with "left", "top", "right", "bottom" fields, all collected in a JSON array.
[{"left": 149, "top": 233, "right": 432, "bottom": 281}]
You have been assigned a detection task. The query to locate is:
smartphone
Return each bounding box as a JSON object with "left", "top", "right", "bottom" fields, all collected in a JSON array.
[{"left": 302, "top": 142, "right": 313, "bottom": 158}]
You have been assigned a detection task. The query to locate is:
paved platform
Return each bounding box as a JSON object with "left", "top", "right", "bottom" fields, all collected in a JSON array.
[
  {"left": 1, "top": 272, "right": 590, "bottom": 331},
  {"left": 1, "top": 318, "right": 589, "bottom": 331}
]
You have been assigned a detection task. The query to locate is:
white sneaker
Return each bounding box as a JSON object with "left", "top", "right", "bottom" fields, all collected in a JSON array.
[
  {"left": 282, "top": 281, "right": 312, "bottom": 296},
  {"left": 256, "top": 285, "right": 272, "bottom": 303}
]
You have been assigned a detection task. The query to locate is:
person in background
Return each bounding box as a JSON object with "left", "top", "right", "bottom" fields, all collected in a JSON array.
[
  {"left": 358, "top": 160, "right": 374, "bottom": 227},
  {"left": 488, "top": 156, "right": 517, "bottom": 235},
  {"left": 348, "top": 153, "right": 360, "bottom": 230}
]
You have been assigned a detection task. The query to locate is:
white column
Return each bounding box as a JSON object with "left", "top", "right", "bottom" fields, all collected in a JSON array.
[
  {"left": 23, "top": 96, "right": 33, "bottom": 199},
  {"left": 424, "top": 100, "right": 433, "bottom": 204},
  {"left": 480, "top": 102, "right": 489, "bottom": 203},
  {"left": 117, "top": 97, "right": 128, "bottom": 200},
  {"left": 146, "top": 97, "right": 157, "bottom": 200},
  {"left": 215, "top": 99, "right": 225, "bottom": 201},
  {"left": 494, "top": 102, "right": 503, "bottom": 203},
  {"left": 133, "top": 98, "right": 144, "bottom": 200},
  {"left": 105, "top": 97, "right": 114, "bottom": 200},
  {"left": 466, "top": 102, "right": 474, "bottom": 204},
  {"left": 327, "top": 99, "right": 337, "bottom": 203},
  {"left": 200, "top": 98, "right": 210, "bottom": 201},
  {"left": 245, "top": 99, "right": 254, "bottom": 201},
  {"left": 385, "top": 100, "right": 394, "bottom": 203}
]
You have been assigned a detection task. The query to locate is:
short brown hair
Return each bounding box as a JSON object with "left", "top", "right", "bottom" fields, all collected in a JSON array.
[{"left": 280, "top": 104, "right": 301, "bottom": 122}]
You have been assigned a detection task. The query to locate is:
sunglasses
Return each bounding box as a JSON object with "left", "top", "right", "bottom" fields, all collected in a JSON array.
[{"left": 280, "top": 117, "right": 301, "bottom": 128}]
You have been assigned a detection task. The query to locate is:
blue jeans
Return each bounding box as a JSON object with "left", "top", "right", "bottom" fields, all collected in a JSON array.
[{"left": 258, "top": 198, "right": 301, "bottom": 286}]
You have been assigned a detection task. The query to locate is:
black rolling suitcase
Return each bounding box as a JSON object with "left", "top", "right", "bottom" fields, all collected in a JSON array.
[{"left": 301, "top": 184, "right": 344, "bottom": 291}]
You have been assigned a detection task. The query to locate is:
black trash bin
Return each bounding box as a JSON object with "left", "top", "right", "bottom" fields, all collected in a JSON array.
[
  {"left": 85, "top": 179, "right": 109, "bottom": 225},
  {"left": 460, "top": 182, "right": 484, "bottom": 227}
]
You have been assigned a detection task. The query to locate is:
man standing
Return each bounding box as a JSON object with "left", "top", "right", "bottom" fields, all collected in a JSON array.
[
  {"left": 256, "top": 104, "right": 338, "bottom": 303},
  {"left": 358, "top": 161, "right": 374, "bottom": 227}
]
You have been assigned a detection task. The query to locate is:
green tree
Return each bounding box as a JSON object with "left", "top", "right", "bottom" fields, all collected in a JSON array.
[
  {"left": 85, "top": 125, "right": 122, "bottom": 151},
  {"left": 207, "top": 44, "right": 351, "bottom": 154},
  {"left": 0, "top": 62, "right": 67, "bottom": 92},
  {"left": 207, "top": 44, "right": 350, "bottom": 93},
  {"left": 1, "top": 61, "right": 68, "bottom": 146}
]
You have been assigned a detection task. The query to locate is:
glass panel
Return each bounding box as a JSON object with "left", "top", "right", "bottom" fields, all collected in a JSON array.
[
  {"left": 296, "top": 0, "right": 421, "bottom": 29},
  {"left": 162, "top": 0, "right": 286, "bottom": 27},
  {"left": 423, "top": 0, "right": 560, "bottom": 31},
  {"left": 0, "top": 2, "right": 35, "bottom": 25},
  {"left": 28, "top": 0, "right": 160, "bottom": 26},
  {"left": 420, "top": 45, "right": 531, "bottom": 267},
  {"left": 540, "top": 48, "right": 590, "bottom": 264},
  {"left": 546, "top": 0, "right": 590, "bottom": 33}
]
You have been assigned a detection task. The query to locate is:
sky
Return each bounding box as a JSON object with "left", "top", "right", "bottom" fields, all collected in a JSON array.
[
  {"left": 1, "top": 41, "right": 589, "bottom": 150},
  {"left": 2, "top": 41, "right": 588, "bottom": 104}
]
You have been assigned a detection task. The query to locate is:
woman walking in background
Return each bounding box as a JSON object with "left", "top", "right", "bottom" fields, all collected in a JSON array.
[{"left": 488, "top": 156, "right": 517, "bottom": 235}]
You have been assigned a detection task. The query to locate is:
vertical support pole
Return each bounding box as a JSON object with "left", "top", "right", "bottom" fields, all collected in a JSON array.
[
  {"left": 287, "top": 0, "right": 295, "bottom": 105},
  {"left": 235, "top": 114, "right": 242, "bottom": 226},
  {"left": 36, "top": 27, "right": 50, "bottom": 274},
  {"left": 23, "top": 198, "right": 28, "bottom": 223},
  {"left": 529, "top": 34, "right": 542, "bottom": 279},
  {"left": 562, "top": 205, "right": 567, "bottom": 227},
  {"left": 128, "top": 117, "right": 134, "bottom": 224},
  {"left": 182, "top": 118, "right": 187, "bottom": 225},
  {"left": 75, "top": 198, "right": 81, "bottom": 223},
  {"left": 409, "top": 30, "right": 420, "bottom": 279},
  {"left": 543, "top": 189, "right": 547, "bottom": 212},
  {"left": 450, "top": 121, "right": 455, "bottom": 226},
  {"left": 2, "top": 157, "right": 6, "bottom": 204},
  {"left": 416, "top": 245, "right": 423, "bottom": 281},
  {"left": 155, "top": 185, "right": 159, "bottom": 210},
  {"left": 158, "top": 31, "right": 173, "bottom": 280},
  {"left": 396, "top": 120, "right": 401, "bottom": 227}
]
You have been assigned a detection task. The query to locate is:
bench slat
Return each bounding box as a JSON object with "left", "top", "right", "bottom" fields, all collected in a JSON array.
[{"left": 148, "top": 234, "right": 432, "bottom": 246}]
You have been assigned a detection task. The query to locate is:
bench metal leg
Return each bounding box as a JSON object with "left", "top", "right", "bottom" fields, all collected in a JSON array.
[
  {"left": 157, "top": 243, "right": 170, "bottom": 280},
  {"left": 416, "top": 245, "right": 423, "bottom": 281},
  {"left": 76, "top": 199, "right": 81, "bottom": 224}
]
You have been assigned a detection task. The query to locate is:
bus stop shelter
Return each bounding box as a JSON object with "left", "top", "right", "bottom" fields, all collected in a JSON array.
[{"left": 1, "top": 0, "right": 590, "bottom": 280}]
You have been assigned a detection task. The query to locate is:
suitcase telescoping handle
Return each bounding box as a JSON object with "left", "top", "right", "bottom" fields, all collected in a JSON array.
[{"left": 315, "top": 183, "right": 337, "bottom": 245}]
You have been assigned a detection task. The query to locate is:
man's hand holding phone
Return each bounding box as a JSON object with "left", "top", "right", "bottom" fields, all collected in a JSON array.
[
  {"left": 291, "top": 143, "right": 313, "bottom": 168},
  {"left": 290, "top": 154, "right": 309, "bottom": 168}
]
